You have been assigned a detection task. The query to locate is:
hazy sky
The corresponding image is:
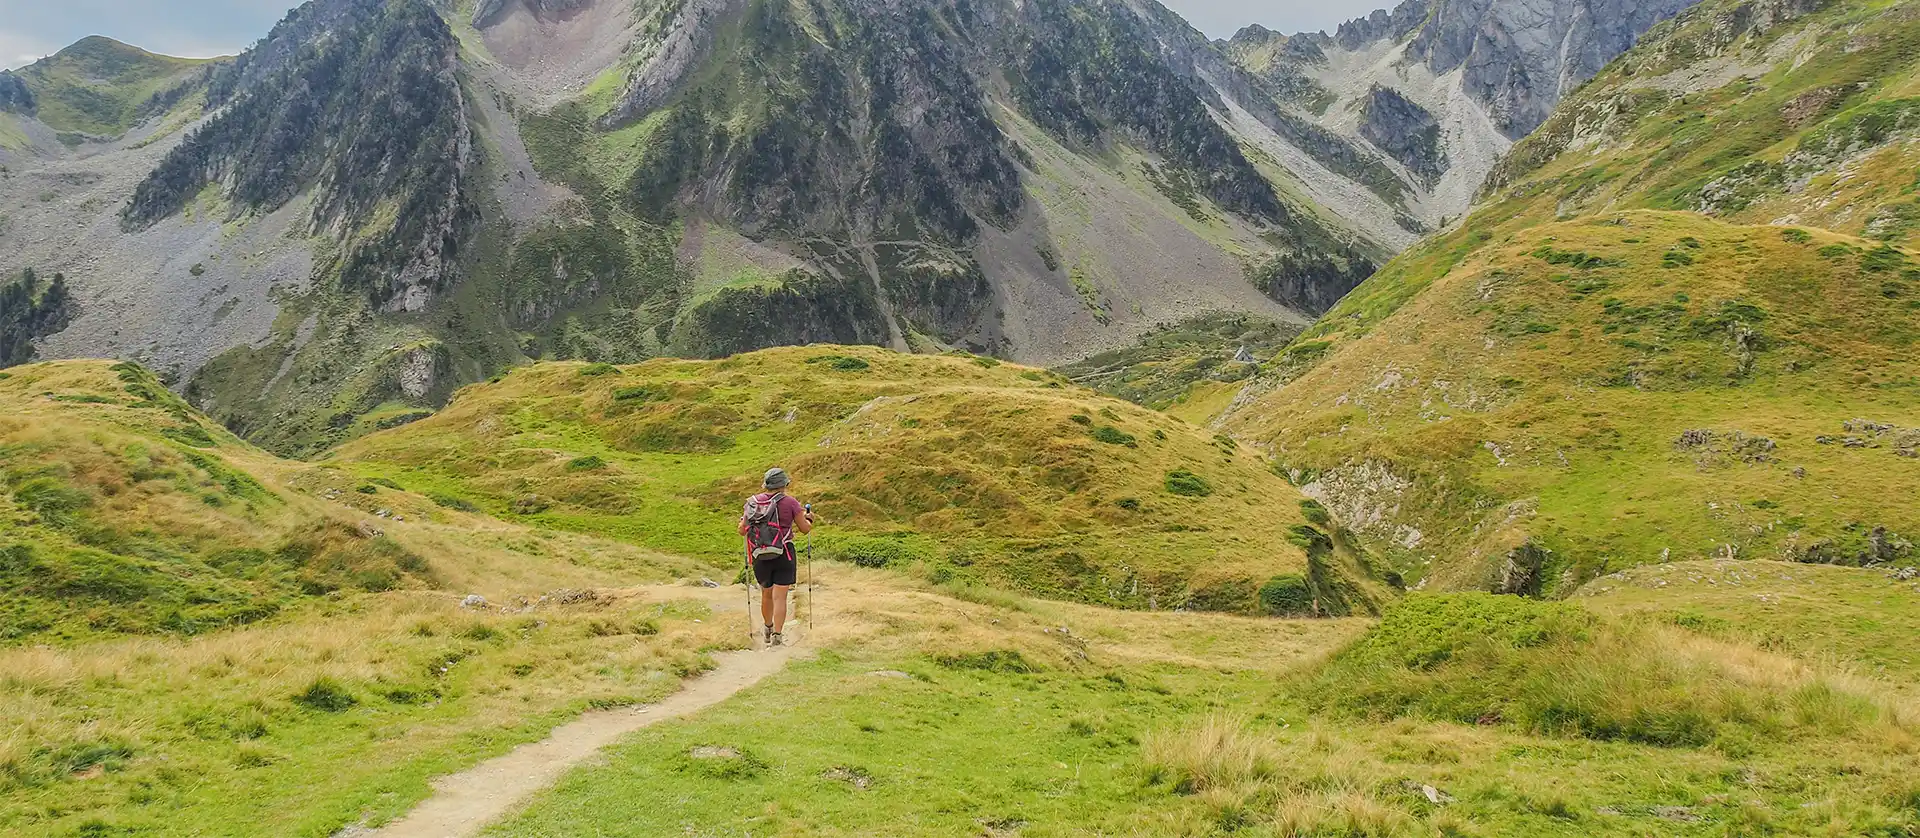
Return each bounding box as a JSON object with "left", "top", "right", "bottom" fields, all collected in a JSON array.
[{"left": 0, "top": 0, "right": 1390, "bottom": 70}]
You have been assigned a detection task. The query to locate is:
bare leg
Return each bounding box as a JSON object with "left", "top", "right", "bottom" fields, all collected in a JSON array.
[
  {"left": 760, "top": 586, "right": 775, "bottom": 630},
  {"left": 771, "top": 585, "right": 791, "bottom": 635}
]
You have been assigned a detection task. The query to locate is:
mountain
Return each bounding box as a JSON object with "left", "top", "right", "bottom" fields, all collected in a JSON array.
[
  {"left": 0, "top": 0, "right": 1448, "bottom": 456},
  {"left": 1221, "top": 0, "right": 1703, "bottom": 232},
  {"left": 1217, "top": 0, "right": 1920, "bottom": 594},
  {"left": 0, "top": 37, "right": 211, "bottom": 139}
]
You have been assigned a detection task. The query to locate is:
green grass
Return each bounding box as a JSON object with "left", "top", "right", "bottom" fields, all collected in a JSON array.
[
  {"left": 334, "top": 346, "right": 1384, "bottom": 615},
  {"left": 1581, "top": 560, "right": 1920, "bottom": 692},
  {"left": 8, "top": 36, "right": 209, "bottom": 136},
  {"left": 493, "top": 587, "right": 1920, "bottom": 837}
]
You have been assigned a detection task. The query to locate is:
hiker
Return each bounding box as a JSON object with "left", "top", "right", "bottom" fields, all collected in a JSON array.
[{"left": 739, "top": 467, "right": 812, "bottom": 646}]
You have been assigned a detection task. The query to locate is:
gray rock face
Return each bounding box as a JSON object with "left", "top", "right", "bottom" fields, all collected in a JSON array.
[
  {"left": 1359, "top": 85, "right": 1445, "bottom": 182},
  {"left": 0, "top": 71, "right": 33, "bottom": 114},
  {"left": 473, "top": 0, "right": 596, "bottom": 28},
  {"left": 1371, "top": 0, "right": 1703, "bottom": 138},
  {"left": 1331, "top": 0, "right": 1432, "bottom": 50}
]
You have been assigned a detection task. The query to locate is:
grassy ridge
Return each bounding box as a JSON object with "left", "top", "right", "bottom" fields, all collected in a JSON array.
[
  {"left": 0, "top": 361, "right": 441, "bottom": 640},
  {"left": 6, "top": 36, "right": 208, "bottom": 137},
  {"left": 1222, "top": 0, "right": 1920, "bottom": 592},
  {"left": 334, "top": 345, "right": 1383, "bottom": 614}
]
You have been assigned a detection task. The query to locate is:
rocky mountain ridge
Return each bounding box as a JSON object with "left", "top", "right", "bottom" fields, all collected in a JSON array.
[
  {"left": 1224, "top": 0, "right": 1703, "bottom": 232},
  {"left": 0, "top": 0, "right": 1411, "bottom": 455}
]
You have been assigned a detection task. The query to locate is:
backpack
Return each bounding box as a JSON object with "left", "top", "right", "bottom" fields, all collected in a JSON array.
[{"left": 743, "top": 493, "right": 791, "bottom": 561}]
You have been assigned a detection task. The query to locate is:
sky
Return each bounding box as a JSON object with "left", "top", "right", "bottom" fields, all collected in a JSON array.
[{"left": 0, "top": 0, "right": 1391, "bottom": 71}]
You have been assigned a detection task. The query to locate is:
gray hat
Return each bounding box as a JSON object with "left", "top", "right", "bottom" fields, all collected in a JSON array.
[{"left": 763, "top": 467, "right": 790, "bottom": 490}]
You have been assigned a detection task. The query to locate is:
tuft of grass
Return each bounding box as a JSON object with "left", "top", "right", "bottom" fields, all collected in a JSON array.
[{"left": 292, "top": 677, "right": 357, "bottom": 713}]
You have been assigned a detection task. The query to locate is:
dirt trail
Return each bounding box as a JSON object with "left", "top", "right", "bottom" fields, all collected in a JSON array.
[{"left": 366, "top": 636, "right": 803, "bottom": 838}]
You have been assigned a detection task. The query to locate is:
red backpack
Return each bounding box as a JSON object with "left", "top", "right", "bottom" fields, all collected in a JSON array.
[{"left": 743, "top": 493, "right": 790, "bottom": 561}]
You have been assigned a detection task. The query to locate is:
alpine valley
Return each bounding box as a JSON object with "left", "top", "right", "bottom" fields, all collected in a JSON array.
[
  {"left": 1, "top": 0, "right": 1692, "bottom": 455},
  {"left": 5, "top": 0, "right": 1920, "bottom": 836}
]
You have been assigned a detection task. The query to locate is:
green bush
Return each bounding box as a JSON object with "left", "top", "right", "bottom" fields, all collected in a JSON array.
[
  {"left": 1069, "top": 414, "right": 1093, "bottom": 426},
  {"left": 806, "top": 355, "right": 870, "bottom": 372},
  {"left": 612, "top": 386, "right": 660, "bottom": 402},
  {"left": 1115, "top": 498, "right": 1141, "bottom": 511},
  {"left": 831, "top": 535, "right": 931, "bottom": 569},
  {"left": 355, "top": 484, "right": 378, "bottom": 494},
  {"left": 566, "top": 455, "right": 608, "bottom": 472},
  {"left": 1286, "top": 524, "right": 1333, "bottom": 558},
  {"left": 578, "top": 363, "right": 620, "bottom": 377},
  {"left": 430, "top": 494, "right": 478, "bottom": 513},
  {"left": 293, "top": 677, "right": 358, "bottom": 712},
  {"left": 1091, "top": 425, "right": 1136, "bottom": 447},
  {"left": 1781, "top": 228, "right": 1813, "bottom": 244},
  {"left": 937, "top": 650, "right": 1035, "bottom": 674},
  {"left": 1164, "top": 470, "right": 1213, "bottom": 497},
  {"left": 1298, "top": 499, "right": 1331, "bottom": 526},
  {"left": 1259, "top": 575, "right": 1314, "bottom": 616}
]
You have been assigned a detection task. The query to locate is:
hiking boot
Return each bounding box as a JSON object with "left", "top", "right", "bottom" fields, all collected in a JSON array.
[
  {"left": 764, "top": 625, "right": 774, "bottom": 643},
  {"left": 770, "top": 632, "right": 784, "bottom": 647}
]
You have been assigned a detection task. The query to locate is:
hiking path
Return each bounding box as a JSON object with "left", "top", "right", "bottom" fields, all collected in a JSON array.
[{"left": 364, "top": 624, "right": 803, "bottom": 838}]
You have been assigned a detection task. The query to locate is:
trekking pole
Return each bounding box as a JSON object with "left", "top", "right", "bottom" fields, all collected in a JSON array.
[
  {"left": 744, "top": 546, "right": 755, "bottom": 648},
  {"left": 805, "top": 504, "right": 814, "bottom": 634}
]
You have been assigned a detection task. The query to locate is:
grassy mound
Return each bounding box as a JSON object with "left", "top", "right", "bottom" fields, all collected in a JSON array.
[
  {"left": 0, "top": 361, "right": 443, "bottom": 641},
  {"left": 334, "top": 346, "right": 1382, "bottom": 614},
  {"left": 1222, "top": 0, "right": 1920, "bottom": 592}
]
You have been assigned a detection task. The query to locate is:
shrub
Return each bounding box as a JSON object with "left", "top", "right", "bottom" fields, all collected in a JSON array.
[
  {"left": 1165, "top": 470, "right": 1213, "bottom": 497},
  {"left": 293, "top": 677, "right": 358, "bottom": 712},
  {"left": 1091, "top": 425, "right": 1137, "bottom": 447},
  {"left": 1259, "top": 575, "right": 1314, "bottom": 616},
  {"left": 355, "top": 484, "right": 378, "bottom": 494},
  {"left": 1069, "top": 413, "right": 1094, "bottom": 426},
  {"left": 831, "top": 535, "right": 931, "bottom": 569},
  {"left": 612, "top": 386, "right": 659, "bottom": 402},
  {"left": 1299, "top": 499, "right": 1332, "bottom": 526},
  {"left": 936, "top": 650, "right": 1035, "bottom": 674},
  {"left": 430, "top": 494, "right": 478, "bottom": 513},
  {"left": 578, "top": 363, "right": 619, "bottom": 377},
  {"left": 1781, "top": 228, "right": 1812, "bottom": 244},
  {"left": 806, "top": 355, "right": 870, "bottom": 371},
  {"left": 1115, "top": 498, "right": 1141, "bottom": 511},
  {"left": 1286, "top": 525, "right": 1333, "bottom": 558},
  {"left": 566, "top": 455, "right": 608, "bottom": 472}
]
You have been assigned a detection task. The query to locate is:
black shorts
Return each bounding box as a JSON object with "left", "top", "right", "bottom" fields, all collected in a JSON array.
[{"left": 753, "top": 553, "right": 797, "bottom": 587}]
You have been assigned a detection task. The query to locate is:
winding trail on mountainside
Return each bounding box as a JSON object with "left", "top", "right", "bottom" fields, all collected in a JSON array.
[{"left": 365, "top": 625, "right": 805, "bottom": 838}]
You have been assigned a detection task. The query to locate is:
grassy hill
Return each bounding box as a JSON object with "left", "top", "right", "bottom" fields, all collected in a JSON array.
[
  {"left": 1219, "top": 0, "right": 1920, "bottom": 594},
  {"left": 0, "top": 359, "right": 698, "bottom": 641},
  {"left": 332, "top": 345, "right": 1386, "bottom": 615},
  {"left": 4, "top": 36, "right": 210, "bottom": 137},
  {"left": 494, "top": 575, "right": 1920, "bottom": 837}
]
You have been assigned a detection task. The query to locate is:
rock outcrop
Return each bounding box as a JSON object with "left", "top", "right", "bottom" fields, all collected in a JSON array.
[
  {"left": 1359, "top": 85, "right": 1445, "bottom": 182},
  {"left": 0, "top": 71, "right": 33, "bottom": 114}
]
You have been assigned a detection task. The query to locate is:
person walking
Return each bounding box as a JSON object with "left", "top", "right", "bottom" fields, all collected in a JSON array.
[{"left": 738, "top": 467, "right": 812, "bottom": 646}]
